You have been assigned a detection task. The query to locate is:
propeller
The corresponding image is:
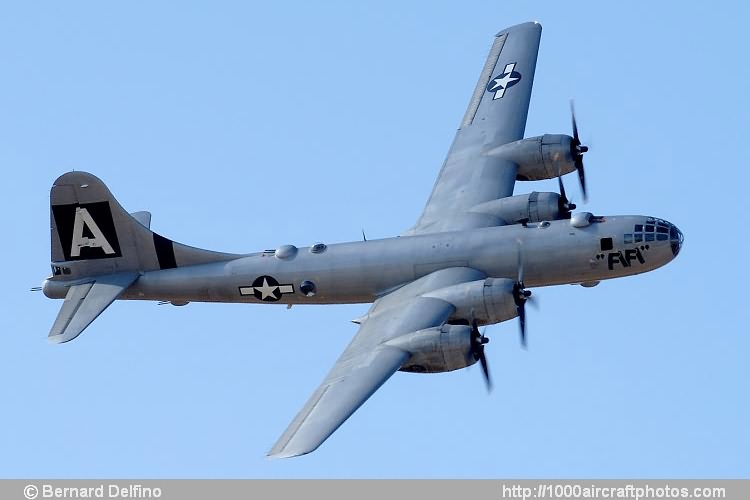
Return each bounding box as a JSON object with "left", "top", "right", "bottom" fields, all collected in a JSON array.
[
  {"left": 557, "top": 164, "right": 576, "bottom": 218},
  {"left": 570, "top": 100, "right": 589, "bottom": 202},
  {"left": 470, "top": 319, "right": 492, "bottom": 392},
  {"left": 513, "top": 241, "right": 534, "bottom": 349}
]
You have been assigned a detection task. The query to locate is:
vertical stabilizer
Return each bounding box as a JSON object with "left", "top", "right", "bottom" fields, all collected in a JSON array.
[{"left": 49, "top": 171, "right": 240, "bottom": 280}]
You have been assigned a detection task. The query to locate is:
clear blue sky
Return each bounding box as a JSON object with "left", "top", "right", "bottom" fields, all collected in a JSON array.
[{"left": 2, "top": 1, "right": 748, "bottom": 478}]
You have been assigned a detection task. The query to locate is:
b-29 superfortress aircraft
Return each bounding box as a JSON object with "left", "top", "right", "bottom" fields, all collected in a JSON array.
[{"left": 41, "top": 22, "right": 683, "bottom": 458}]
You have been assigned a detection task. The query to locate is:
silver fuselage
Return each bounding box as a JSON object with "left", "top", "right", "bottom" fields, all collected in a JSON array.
[{"left": 42, "top": 215, "right": 681, "bottom": 309}]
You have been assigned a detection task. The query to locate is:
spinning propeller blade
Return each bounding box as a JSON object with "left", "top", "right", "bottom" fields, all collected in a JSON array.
[
  {"left": 471, "top": 320, "right": 492, "bottom": 392},
  {"left": 514, "top": 241, "right": 534, "bottom": 349},
  {"left": 570, "top": 100, "right": 589, "bottom": 202}
]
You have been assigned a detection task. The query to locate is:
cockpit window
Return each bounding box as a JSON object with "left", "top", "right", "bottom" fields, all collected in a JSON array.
[{"left": 631, "top": 219, "right": 678, "bottom": 246}]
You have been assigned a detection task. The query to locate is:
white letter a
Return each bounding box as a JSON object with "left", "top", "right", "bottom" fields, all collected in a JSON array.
[{"left": 70, "top": 207, "right": 115, "bottom": 257}]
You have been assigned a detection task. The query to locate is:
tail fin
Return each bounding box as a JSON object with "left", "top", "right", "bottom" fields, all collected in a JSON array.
[
  {"left": 49, "top": 171, "right": 239, "bottom": 280},
  {"left": 45, "top": 171, "right": 241, "bottom": 343}
]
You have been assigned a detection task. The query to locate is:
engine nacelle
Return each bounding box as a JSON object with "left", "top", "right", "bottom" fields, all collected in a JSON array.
[
  {"left": 488, "top": 134, "right": 577, "bottom": 181},
  {"left": 388, "top": 325, "right": 476, "bottom": 374},
  {"left": 385, "top": 279, "right": 521, "bottom": 374},
  {"left": 422, "top": 278, "right": 519, "bottom": 326},
  {"left": 470, "top": 191, "right": 565, "bottom": 225}
]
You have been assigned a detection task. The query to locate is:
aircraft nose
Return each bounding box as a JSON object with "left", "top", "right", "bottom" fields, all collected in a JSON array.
[{"left": 669, "top": 222, "right": 684, "bottom": 257}]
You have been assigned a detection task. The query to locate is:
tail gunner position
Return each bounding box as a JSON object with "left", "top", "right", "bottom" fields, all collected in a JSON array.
[{"left": 39, "top": 22, "right": 682, "bottom": 458}]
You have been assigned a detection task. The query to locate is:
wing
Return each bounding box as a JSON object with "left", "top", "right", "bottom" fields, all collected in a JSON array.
[
  {"left": 48, "top": 272, "right": 139, "bottom": 344},
  {"left": 268, "top": 267, "right": 485, "bottom": 458},
  {"left": 406, "top": 22, "right": 542, "bottom": 235}
]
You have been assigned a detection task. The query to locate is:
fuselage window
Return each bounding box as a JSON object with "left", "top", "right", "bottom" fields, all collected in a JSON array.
[
  {"left": 600, "top": 237, "right": 614, "bottom": 251},
  {"left": 52, "top": 265, "right": 71, "bottom": 275},
  {"left": 310, "top": 243, "right": 328, "bottom": 254}
]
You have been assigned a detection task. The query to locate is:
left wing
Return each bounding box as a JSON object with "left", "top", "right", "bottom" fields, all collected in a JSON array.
[
  {"left": 406, "top": 22, "right": 542, "bottom": 235},
  {"left": 268, "top": 267, "right": 485, "bottom": 458}
]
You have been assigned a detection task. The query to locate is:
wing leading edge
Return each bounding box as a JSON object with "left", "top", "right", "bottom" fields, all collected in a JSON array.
[
  {"left": 268, "top": 267, "right": 486, "bottom": 458},
  {"left": 406, "top": 22, "right": 542, "bottom": 235}
]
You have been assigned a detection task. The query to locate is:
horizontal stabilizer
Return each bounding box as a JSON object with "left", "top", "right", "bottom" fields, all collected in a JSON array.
[
  {"left": 48, "top": 272, "right": 139, "bottom": 344},
  {"left": 130, "top": 211, "right": 152, "bottom": 228}
]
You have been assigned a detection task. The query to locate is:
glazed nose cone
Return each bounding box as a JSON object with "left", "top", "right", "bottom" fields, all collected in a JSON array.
[{"left": 669, "top": 223, "right": 684, "bottom": 257}]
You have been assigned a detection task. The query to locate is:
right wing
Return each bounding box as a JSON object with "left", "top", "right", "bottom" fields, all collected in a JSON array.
[
  {"left": 406, "top": 22, "right": 542, "bottom": 235},
  {"left": 268, "top": 267, "right": 486, "bottom": 458}
]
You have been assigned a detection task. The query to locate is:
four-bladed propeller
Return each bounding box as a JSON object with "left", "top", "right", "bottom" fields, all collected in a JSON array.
[
  {"left": 470, "top": 319, "right": 491, "bottom": 392},
  {"left": 555, "top": 101, "right": 588, "bottom": 217},
  {"left": 512, "top": 242, "right": 534, "bottom": 349},
  {"left": 557, "top": 164, "right": 576, "bottom": 217},
  {"left": 569, "top": 100, "right": 589, "bottom": 202},
  {"left": 473, "top": 103, "right": 585, "bottom": 387},
  {"left": 470, "top": 242, "right": 536, "bottom": 389}
]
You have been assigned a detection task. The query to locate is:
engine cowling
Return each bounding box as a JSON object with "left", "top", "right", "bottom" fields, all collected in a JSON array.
[
  {"left": 388, "top": 325, "right": 476, "bottom": 374},
  {"left": 388, "top": 279, "right": 521, "bottom": 374},
  {"left": 422, "top": 278, "right": 519, "bottom": 326},
  {"left": 487, "top": 133, "right": 577, "bottom": 181},
  {"left": 470, "top": 191, "right": 567, "bottom": 224}
]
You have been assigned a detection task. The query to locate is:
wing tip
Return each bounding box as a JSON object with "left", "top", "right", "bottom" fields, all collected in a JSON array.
[
  {"left": 48, "top": 331, "right": 80, "bottom": 344},
  {"left": 266, "top": 447, "right": 313, "bottom": 460},
  {"left": 48, "top": 334, "right": 68, "bottom": 345}
]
